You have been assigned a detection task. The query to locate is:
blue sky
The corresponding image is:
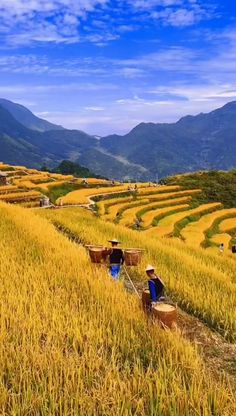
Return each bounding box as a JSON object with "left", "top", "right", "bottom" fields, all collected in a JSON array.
[{"left": 0, "top": 0, "right": 235, "bottom": 135}]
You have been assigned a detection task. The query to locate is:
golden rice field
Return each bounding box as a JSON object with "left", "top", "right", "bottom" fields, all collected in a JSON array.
[
  {"left": 210, "top": 233, "right": 232, "bottom": 248},
  {"left": 38, "top": 180, "right": 72, "bottom": 191},
  {"left": 40, "top": 208, "right": 236, "bottom": 342},
  {"left": 98, "top": 188, "right": 194, "bottom": 220},
  {"left": 0, "top": 163, "right": 12, "bottom": 170},
  {"left": 151, "top": 232, "right": 236, "bottom": 283},
  {"left": 0, "top": 185, "right": 19, "bottom": 194},
  {"left": 105, "top": 199, "right": 150, "bottom": 222},
  {"left": 77, "top": 177, "right": 115, "bottom": 185},
  {"left": 181, "top": 208, "right": 236, "bottom": 247},
  {"left": 58, "top": 184, "right": 140, "bottom": 205},
  {"left": 97, "top": 196, "right": 134, "bottom": 216},
  {"left": 140, "top": 203, "right": 190, "bottom": 228},
  {"left": 219, "top": 217, "right": 236, "bottom": 232},
  {"left": 13, "top": 173, "right": 50, "bottom": 183},
  {"left": 104, "top": 193, "right": 195, "bottom": 224},
  {"left": 0, "top": 190, "right": 42, "bottom": 202},
  {"left": 143, "top": 203, "right": 222, "bottom": 238},
  {"left": 117, "top": 190, "right": 200, "bottom": 227},
  {"left": 1, "top": 202, "right": 235, "bottom": 414}
]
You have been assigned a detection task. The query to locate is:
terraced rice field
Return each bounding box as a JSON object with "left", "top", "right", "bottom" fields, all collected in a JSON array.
[
  {"left": 219, "top": 217, "right": 236, "bottom": 233},
  {"left": 0, "top": 191, "right": 42, "bottom": 203},
  {"left": 58, "top": 184, "right": 138, "bottom": 205},
  {"left": 77, "top": 178, "right": 115, "bottom": 185},
  {"left": 137, "top": 185, "right": 181, "bottom": 195},
  {"left": 140, "top": 203, "right": 190, "bottom": 228},
  {"left": 118, "top": 190, "right": 201, "bottom": 226},
  {"left": 58, "top": 183, "right": 170, "bottom": 206},
  {"left": 210, "top": 233, "right": 232, "bottom": 248},
  {"left": 104, "top": 198, "right": 150, "bottom": 221},
  {"left": 143, "top": 203, "right": 222, "bottom": 238},
  {"left": 97, "top": 196, "right": 134, "bottom": 216},
  {"left": 99, "top": 188, "right": 197, "bottom": 220},
  {"left": 0, "top": 185, "right": 19, "bottom": 194},
  {"left": 181, "top": 208, "right": 236, "bottom": 247}
]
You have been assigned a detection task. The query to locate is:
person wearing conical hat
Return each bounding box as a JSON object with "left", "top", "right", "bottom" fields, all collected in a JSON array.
[
  {"left": 146, "top": 265, "right": 165, "bottom": 302},
  {"left": 106, "top": 239, "right": 124, "bottom": 280}
]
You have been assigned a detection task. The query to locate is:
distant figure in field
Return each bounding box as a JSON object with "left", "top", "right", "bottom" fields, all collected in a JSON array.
[
  {"left": 219, "top": 243, "right": 224, "bottom": 254},
  {"left": 146, "top": 265, "right": 165, "bottom": 302},
  {"left": 135, "top": 218, "right": 141, "bottom": 230},
  {"left": 105, "top": 239, "right": 124, "bottom": 280}
]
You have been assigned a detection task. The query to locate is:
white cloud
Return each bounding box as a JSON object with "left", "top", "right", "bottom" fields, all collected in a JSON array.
[
  {"left": 85, "top": 106, "right": 105, "bottom": 111},
  {"left": 0, "top": 0, "right": 216, "bottom": 45}
]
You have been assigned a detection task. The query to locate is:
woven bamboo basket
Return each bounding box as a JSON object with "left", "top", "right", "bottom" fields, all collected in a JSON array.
[
  {"left": 124, "top": 248, "right": 143, "bottom": 266},
  {"left": 152, "top": 303, "right": 177, "bottom": 329}
]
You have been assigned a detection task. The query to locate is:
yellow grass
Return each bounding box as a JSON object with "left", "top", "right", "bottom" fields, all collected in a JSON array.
[
  {"left": 144, "top": 203, "right": 222, "bottom": 238},
  {"left": 1, "top": 202, "right": 234, "bottom": 414},
  {"left": 219, "top": 217, "right": 236, "bottom": 232},
  {"left": 141, "top": 203, "right": 190, "bottom": 228},
  {"left": 40, "top": 207, "right": 236, "bottom": 342},
  {"left": 181, "top": 208, "right": 236, "bottom": 247}
]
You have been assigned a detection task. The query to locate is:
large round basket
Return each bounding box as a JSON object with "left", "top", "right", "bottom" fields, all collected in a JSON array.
[
  {"left": 124, "top": 249, "right": 142, "bottom": 266},
  {"left": 152, "top": 303, "right": 177, "bottom": 329},
  {"left": 142, "top": 289, "right": 151, "bottom": 312},
  {"left": 88, "top": 246, "right": 104, "bottom": 264}
]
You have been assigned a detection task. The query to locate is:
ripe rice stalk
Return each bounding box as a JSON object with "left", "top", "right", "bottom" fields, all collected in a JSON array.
[
  {"left": 219, "top": 217, "right": 236, "bottom": 233},
  {"left": 40, "top": 207, "right": 236, "bottom": 341},
  {"left": 181, "top": 208, "right": 236, "bottom": 247},
  {"left": 0, "top": 201, "right": 235, "bottom": 414},
  {"left": 144, "top": 203, "right": 222, "bottom": 238}
]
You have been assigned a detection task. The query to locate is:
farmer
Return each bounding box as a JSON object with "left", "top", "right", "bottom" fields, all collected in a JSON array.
[
  {"left": 135, "top": 218, "right": 141, "bottom": 230},
  {"left": 146, "top": 265, "right": 165, "bottom": 302},
  {"left": 106, "top": 239, "right": 125, "bottom": 280},
  {"left": 219, "top": 243, "right": 224, "bottom": 254}
]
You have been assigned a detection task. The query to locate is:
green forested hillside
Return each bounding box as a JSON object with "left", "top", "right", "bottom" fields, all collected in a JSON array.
[{"left": 161, "top": 170, "right": 236, "bottom": 208}]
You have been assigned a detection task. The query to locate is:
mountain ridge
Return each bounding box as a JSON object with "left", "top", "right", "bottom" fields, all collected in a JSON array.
[{"left": 0, "top": 99, "right": 236, "bottom": 180}]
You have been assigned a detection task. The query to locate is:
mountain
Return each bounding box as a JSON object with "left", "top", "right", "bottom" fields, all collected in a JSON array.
[
  {"left": 0, "top": 104, "right": 97, "bottom": 167},
  {"left": 0, "top": 98, "right": 64, "bottom": 132},
  {"left": 100, "top": 101, "right": 236, "bottom": 178},
  {"left": 0, "top": 99, "right": 236, "bottom": 180}
]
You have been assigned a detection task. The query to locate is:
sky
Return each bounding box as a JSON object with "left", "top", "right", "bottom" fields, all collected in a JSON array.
[{"left": 0, "top": 0, "right": 235, "bottom": 136}]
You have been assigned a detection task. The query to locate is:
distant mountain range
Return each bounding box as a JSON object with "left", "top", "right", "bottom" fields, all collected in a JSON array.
[{"left": 0, "top": 98, "right": 236, "bottom": 180}]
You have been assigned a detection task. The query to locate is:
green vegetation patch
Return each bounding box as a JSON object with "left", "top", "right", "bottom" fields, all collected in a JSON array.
[
  {"left": 42, "top": 183, "right": 82, "bottom": 204},
  {"left": 161, "top": 170, "right": 236, "bottom": 208}
]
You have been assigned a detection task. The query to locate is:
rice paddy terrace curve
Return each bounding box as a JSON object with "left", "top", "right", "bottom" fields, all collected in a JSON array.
[
  {"left": 181, "top": 208, "right": 236, "bottom": 247},
  {"left": 143, "top": 203, "right": 222, "bottom": 238}
]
